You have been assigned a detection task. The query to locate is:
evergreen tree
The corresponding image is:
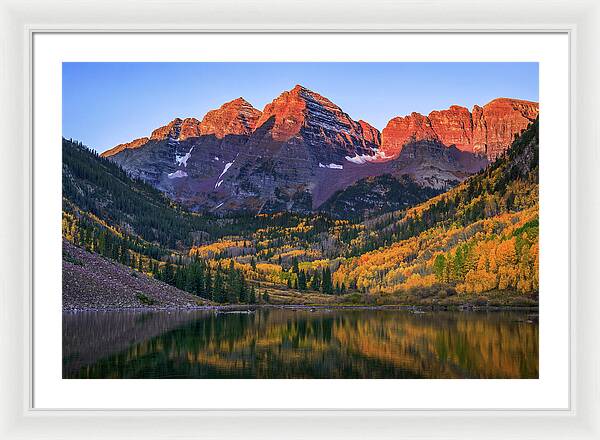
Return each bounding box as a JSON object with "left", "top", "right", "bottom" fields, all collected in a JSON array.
[
  {"left": 195, "top": 263, "right": 205, "bottom": 297},
  {"left": 310, "top": 271, "right": 321, "bottom": 291},
  {"left": 163, "top": 259, "right": 175, "bottom": 285},
  {"left": 237, "top": 272, "right": 248, "bottom": 303},
  {"left": 298, "top": 270, "right": 307, "bottom": 290},
  {"left": 321, "top": 267, "right": 333, "bottom": 294},
  {"left": 213, "top": 268, "right": 225, "bottom": 303},
  {"left": 129, "top": 251, "right": 136, "bottom": 268},
  {"left": 433, "top": 254, "right": 446, "bottom": 281},
  {"left": 185, "top": 264, "right": 196, "bottom": 293},
  {"left": 204, "top": 268, "right": 213, "bottom": 301}
]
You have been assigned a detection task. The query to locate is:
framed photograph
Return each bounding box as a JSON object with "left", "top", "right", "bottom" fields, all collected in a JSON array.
[{"left": 1, "top": 0, "right": 598, "bottom": 439}]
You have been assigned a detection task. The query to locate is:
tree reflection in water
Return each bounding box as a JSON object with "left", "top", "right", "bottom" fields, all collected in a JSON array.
[{"left": 63, "top": 309, "right": 538, "bottom": 379}]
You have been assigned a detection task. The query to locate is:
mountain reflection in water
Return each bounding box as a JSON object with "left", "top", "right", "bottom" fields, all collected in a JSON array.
[{"left": 63, "top": 308, "right": 538, "bottom": 379}]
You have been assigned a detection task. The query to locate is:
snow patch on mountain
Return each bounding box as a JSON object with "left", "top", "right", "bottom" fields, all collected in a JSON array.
[
  {"left": 319, "top": 162, "right": 344, "bottom": 170},
  {"left": 175, "top": 146, "right": 194, "bottom": 167},
  {"left": 168, "top": 170, "right": 188, "bottom": 179},
  {"left": 345, "top": 154, "right": 374, "bottom": 164},
  {"left": 344, "top": 151, "right": 388, "bottom": 164},
  {"left": 218, "top": 162, "right": 234, "bottom": 180}
]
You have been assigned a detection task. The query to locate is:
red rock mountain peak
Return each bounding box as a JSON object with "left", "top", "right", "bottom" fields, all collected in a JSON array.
[
  {"left": 199, "top": 97, "right": 262, "bottom": 138},
  {"left": 380, "top": 98, "right": 538, "bottom": 160}
]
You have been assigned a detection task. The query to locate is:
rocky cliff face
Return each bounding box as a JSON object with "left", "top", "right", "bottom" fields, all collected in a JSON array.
[
  {"left": 149, "top": 117, "right": 202, "bottom": 141},
  {"left": 471, "top": 98, "right": 539, "bottom": 159},
  {"left": 380, "top": 98, "right": 538, "bottom": 160},
  {"left": 207, "top": 85, "right": 382, "bottom": 213},
  {"left": 391, "top": 139, "right": 488, "bottom": 190},
  {"left": 250, "top": 85, "right": 378, "bottom": 157},
  {"left": 379, "top": 112, "right": 438, "bottom": 158},
  {"left": 358, "top": 120, "right": 382, "bottom": 147},
  {"left": 99, "top": 99, "right": 261, "bottom": 208},
  {"left": 100, "top": 85, "right": 536, "bottom": 216},
  {"left": 100, "top": 136, "right": 150, "bottom": 158},
  {"left": 199, "top": 97, "right": 262, "bottom": 138},
  {"left": 101, "top": 100, "right": 261, "bottom": 160},
  {"left": 428, "top": 105, "right": 473, "bottom": 152}
]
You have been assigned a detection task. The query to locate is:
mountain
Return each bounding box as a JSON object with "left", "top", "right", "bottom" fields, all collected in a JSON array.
[
  {"left": 101, "top": 85, "right": 389, "bottom": 214},
  {"left": 320, "top": 174, "right": 441, "bottom": 220},
  {"left": 198, "top": 97, "right": 262, "bottom": 137},
  {"left": 100, "top": 86, "right": 536, "bottom": 217},
  {"left": 363, "top": 118, "right": 539, "bottom": 250},
  {"left": 99, "top": 98, "right": 260, "bottom": 209},
  {"left": 63, "top": 137, "right": 290, "bottom": 250},
  {"left": 380, "top": 98, "right": 539, "bottom": 160},
  {"left": 388, "top": 139, "right": 489, "bottom": 189},
  {"left": 248, "top": 85, "right": 378, "bottom": 158},
  {"left": 211, "top": 85, "right": 385, "bottom": 213}
]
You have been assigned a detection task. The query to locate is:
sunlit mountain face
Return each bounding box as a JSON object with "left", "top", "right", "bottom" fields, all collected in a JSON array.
[{"left": 100, "top": 85, "right": 537, "bottom": 216}]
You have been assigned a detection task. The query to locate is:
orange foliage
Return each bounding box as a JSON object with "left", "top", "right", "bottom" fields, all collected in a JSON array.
[{"left": 334, "top": 206, "right": 539, "bottom": 296}]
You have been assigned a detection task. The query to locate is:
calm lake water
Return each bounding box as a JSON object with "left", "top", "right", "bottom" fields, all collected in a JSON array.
[{"left": 63, "top": 308, "right": 538, "bottom": 379}]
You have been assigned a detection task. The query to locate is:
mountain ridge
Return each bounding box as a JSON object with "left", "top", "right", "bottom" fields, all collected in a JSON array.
[
  {"left": 98, "top": 85, "right": 537, "bottom": 216},
  {"left": 100, "top": 86, "right": 537, "bottom": 160},
  {"left": 380, "top": 97, "right": 539, "bottom": 160}
]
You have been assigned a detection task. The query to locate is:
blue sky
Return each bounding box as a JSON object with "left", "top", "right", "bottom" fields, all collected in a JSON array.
[{"left": 63, "top": 62, "right": 538, "bottom": 153}]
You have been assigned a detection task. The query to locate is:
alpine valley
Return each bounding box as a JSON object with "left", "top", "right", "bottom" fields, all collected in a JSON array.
[{"left": 63, "top": 84, "right": 540, "bottom": 311}]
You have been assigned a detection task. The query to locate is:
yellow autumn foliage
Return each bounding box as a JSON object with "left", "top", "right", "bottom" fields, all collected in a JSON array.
[{"left": 334, "top": 205, "right": 539, "bottom": 296}]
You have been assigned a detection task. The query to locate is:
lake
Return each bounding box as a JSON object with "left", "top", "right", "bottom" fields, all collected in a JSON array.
[{"left": 63, "top": 308, "right": 538, "bottom": 379}]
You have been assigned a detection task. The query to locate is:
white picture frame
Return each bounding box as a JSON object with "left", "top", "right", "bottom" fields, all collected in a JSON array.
[{"left": 1, "top": 0, "right": 598, "bottom": 438}]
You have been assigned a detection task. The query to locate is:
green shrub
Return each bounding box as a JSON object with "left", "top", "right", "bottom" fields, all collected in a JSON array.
[
  {"left": 136, "top": 292, "right": 155, "bottom": 306},
  {"left": 62, "top": 251, "right": 83, "bottom": 266},
  {"left": 344, "top": 293, "right": 363, "bottom": 304},
  {"left": 474, "top": 296, "right": 489, "bottom": 306}
]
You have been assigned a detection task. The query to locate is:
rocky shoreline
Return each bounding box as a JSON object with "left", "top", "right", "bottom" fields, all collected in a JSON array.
[
  {"left": 62, "top": 240, "right": 209, "bottom": 311},
  {"left": 63, "top": 303, "right": 539, "bottom": 314}
]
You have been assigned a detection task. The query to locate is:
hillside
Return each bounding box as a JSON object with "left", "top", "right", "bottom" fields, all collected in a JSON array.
[
  {"left": 320, "top": 174, "right": 441, "bottom": 219},
  {"left": 331, "top": 119, "right": 539, "bottom": 305},
  {"left": 350, "top": 118, "right": 539, "bottom": 252},
  {"left": 63, "top": 138, "right": 320, "bottom": 250},
  {"left": 63, "top": 239, "right": 208, "bottom": 310}
]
